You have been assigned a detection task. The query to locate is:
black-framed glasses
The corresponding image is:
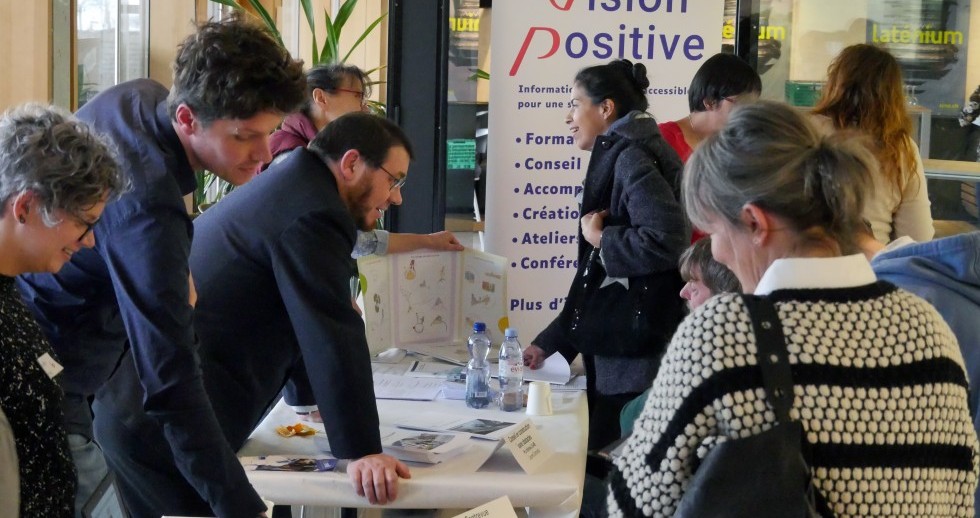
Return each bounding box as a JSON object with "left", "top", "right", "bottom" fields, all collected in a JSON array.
[
  {"left": 378, "top": 164, "right": 407, "bottom": 191},
  {"left": 73, "top": 215, "right": 98, "bottom": 242}
]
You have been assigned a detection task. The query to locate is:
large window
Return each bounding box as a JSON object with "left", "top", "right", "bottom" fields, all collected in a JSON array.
[
  {"left": 76, "top": 0, "right": 149, "bottom": 108},
  {"left": 736, "top": 0, "right": 980, "bottom": 234}
]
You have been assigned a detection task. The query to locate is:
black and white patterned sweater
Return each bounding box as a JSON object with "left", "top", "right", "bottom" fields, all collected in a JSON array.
[{"left": 609, "top": 283, "right": 979, "bottom": 517}]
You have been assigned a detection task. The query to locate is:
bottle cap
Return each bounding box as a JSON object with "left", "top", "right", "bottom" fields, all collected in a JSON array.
[
  {"left": 505, "top": 327, "right": 518, "bottom": 338},
  {"left": 473, "top": 322, "right": 486, "bottom": 332}
]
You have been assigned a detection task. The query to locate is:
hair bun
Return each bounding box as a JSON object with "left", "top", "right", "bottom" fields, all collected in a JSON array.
[
  {"left": 612, "top": 59, "right": 650, "bottom": 92},
  {"left": 631, "top": 62, "right": 650, "bottom": 90}
]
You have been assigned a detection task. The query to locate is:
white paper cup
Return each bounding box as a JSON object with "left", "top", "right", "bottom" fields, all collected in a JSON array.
[{"left": 526, "top": 381, "right": 554, "bottom": 416}]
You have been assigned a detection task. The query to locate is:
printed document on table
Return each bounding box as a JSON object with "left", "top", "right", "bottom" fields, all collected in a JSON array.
[
  {"left": 379, "top": 426, "right": 471, "bottom": 464},
  {"left": 396, "top": 412, "right": 519, "bottom": 441},
  {"left": 406, "top": 361, "right": 462, "bottom": 378},
  {"left": 358, "top": 249, "right": 509, "bottom": 355},
  {"left": 373, "top": 373, "right": 444, "bottom": 400}
]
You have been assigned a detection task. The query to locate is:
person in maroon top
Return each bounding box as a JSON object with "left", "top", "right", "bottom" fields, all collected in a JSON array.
[{"left": 659, "top": 53, "right": 761, "bottom": 242}]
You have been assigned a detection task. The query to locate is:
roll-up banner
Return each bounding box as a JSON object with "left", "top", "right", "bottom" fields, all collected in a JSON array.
[{"left": 485, "top": 0, "right": 724, "bottom": 337}]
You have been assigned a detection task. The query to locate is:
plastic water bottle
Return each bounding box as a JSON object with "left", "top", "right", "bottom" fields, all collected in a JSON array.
[
  {"left": 465, "top": 322, "right": 492, "bottom": 409},
  {"left": 498, "top": 327, "right": 524, "bottom": 411}
]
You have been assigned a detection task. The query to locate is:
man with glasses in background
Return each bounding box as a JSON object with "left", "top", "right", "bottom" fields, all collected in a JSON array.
[
  {"left": 17, "top": 15, "right": 306, "bottom": 518},
  {"left": 99, "top": 112, "right": 416, "bottom": 510}
]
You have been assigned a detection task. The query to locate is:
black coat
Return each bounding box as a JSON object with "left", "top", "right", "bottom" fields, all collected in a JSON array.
[{"left": 534, "top": 112, "right": 689, "bottom": 374}]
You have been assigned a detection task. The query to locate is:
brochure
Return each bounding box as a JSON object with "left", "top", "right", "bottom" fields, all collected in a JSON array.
[
  {"left": 372, "top": 373, "right": 444, "bottom": 401},
  {"left": 406, "top": 361, "right": 464, "bottom": 379},
  {"left": 396, "top": 412, "right": 519, "bottom": 441},
  {"left": 240, "top": 455, "right": 337, "bottom": 472},
  {"left": 358, "top": 249, "right": 509, "bottom": 354},
  {"left": 379, "top": 426, "right": 471, "bottom": 464}
]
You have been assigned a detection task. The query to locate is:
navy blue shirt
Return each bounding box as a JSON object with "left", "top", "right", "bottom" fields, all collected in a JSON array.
[{"left": 17, "top": 79, "right": 264, "bottom": 517}]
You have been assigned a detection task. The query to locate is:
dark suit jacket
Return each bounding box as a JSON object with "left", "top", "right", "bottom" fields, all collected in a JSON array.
[{"left": 191, "top": 148, "right": 382, "bottom": 458}]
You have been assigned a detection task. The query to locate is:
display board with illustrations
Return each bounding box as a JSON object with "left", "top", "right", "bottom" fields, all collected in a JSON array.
[{"left": 358, "top": 249, "right": 508, "bottom": 352}]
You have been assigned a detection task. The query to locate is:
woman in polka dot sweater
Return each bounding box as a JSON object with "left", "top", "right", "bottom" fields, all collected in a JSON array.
[{"left": 607, "top": 101, "right": 979, "bottom": 517}]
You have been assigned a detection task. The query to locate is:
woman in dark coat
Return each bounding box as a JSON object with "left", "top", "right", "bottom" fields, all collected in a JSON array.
[{"left": 524, "top": 59, "right": 689, "bottom": 450}]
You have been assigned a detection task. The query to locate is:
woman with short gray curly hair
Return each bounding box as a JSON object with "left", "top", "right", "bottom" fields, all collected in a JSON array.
[
  {"left": 608, "top": 101, "right": 978, "bottom": 517},
  {"left": 0, "top": 103, "right": 123, "bottom": 517}
]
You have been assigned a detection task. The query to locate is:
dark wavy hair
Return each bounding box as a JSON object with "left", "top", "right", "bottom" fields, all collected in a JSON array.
[
  {"left": 303, "top": 63, "right": 371, "bottom": 118},
  {"left": 167, "top": 14, "right": 307, "bottom": 125},
  {"left": 688, "top": 53, "right": 761, "bottom": 113},
  {"left": 679, "top": 238, "right": 740, "bottom": 294},
  {"left": 309, "top": 113, "right": 414, "bottom": 168},
  {"left": 574, "top": 59, "right": 650, "bottom": 117},
  {"left": 0, "top": 104, "right": 127, "bottom": 225}
]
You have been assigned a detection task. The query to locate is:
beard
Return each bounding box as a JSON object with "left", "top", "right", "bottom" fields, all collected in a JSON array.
[{"left": 346, "top": 174, "right": 380, "bottom": 232}]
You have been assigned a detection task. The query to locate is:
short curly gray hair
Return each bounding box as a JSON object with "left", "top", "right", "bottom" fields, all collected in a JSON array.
[{"left": 0, "top": 103, "right": 127, "bottom": 226}]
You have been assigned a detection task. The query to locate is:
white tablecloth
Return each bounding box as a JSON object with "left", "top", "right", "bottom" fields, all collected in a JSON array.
[{"left": 239, "top": 391, "right": 588, "bottom": 517}]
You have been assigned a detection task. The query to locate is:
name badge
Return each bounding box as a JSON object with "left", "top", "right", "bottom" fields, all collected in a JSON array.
[{"left": 37, "top": 353, "right": 64, "bottom": 379}]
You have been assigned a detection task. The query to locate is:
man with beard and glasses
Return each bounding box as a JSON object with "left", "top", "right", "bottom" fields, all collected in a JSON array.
[{"left": 94, "top": 112, "right": 414, "bottom": 509}]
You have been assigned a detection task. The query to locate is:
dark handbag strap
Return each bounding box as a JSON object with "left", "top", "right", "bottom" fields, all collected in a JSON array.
[
  {"left": 742, "top": 295, "right": 836, "bottom": 517},
  {"left": 741, "top": 294, "right": 794, "bottom": 423}
]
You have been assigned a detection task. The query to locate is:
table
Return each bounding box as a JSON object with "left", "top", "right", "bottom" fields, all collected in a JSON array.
[
  {"left": 239, "top": 391, "right": 588, "bottom": 517},
  {"left": 923, "top": 158, "right": 980, "bottom": 182}
]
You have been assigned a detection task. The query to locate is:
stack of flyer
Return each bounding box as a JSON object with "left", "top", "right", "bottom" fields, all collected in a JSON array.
[{"left": 379, "top": 427, "right": 472, "bottom": 464}]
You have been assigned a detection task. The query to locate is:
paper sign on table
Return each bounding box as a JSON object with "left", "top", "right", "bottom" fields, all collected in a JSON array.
[
  {"left": 451, "top": 495, "right": 519, "bottom": 518},
  {"left": 502, "top": 419, "right": 555, "bottom": 474},
  {"left": 358, "top": 249, "right": 509, "bottom": 355}
]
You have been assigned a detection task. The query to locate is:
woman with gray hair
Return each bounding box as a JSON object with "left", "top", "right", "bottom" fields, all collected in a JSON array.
[
  {"left": 607, "top": 101, "right": 978, "bottom": 517},
  {"left": 0, "top": 103, "right": 124, "bottom": 517}
]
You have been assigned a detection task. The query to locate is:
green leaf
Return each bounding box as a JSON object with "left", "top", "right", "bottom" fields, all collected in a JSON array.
[
  {"left": 209, "top": 0, "right": 240, "bottom": 7},
  {"left": 320, "top": 8, "right": 340, "bottom": 64},
  {"left": 299, "top": 0, "right": 318, "bottom": 65},
  {"left": 362, "top": 65, "right": 387, "bottom": 77},
  {"left": 243, "top": 0, "right": 284, "bottom": 47},
  {"left": 334, "top": 0, "right": 359, "bottom": 36},
  {"left": 364, "top": 99, "right": 387, "bottom": 116},
  {"left": 341, "top": 13, "right": 386, "bottom": 64},
  {"left": 468, "top": 68, "right": 490, "bottom": 81}
]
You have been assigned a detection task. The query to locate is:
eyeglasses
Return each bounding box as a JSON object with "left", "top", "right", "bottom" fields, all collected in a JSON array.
[
  {"left": 334, "top": 88, "right": 367, "bottom": 106},
  {"left": 378, "top": 164, "right": 407, "bottom": 191},
  {"left": 72, "top": 214, "right": 98, "bottom": 242}
]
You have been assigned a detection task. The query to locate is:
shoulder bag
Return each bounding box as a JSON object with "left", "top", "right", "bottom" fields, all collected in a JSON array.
[
  {"left": 673, "top": 294, "right": 834, "bottom": 518},
  {"left": 557, "top": 147, "right": 685, "bottom": 358}
]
